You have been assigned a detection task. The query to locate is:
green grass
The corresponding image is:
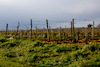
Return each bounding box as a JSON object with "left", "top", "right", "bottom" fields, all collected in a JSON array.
[{"left": 0, "top": 35, "right": 100, "bottom": 67}]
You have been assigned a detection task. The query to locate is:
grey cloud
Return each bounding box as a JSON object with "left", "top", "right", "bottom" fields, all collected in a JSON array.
[{"left": 0, "top": 0, "right": 100, "bottom": 23}]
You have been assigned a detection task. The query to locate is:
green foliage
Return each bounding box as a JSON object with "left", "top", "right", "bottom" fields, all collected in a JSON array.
[
  {"left": 58, "top": 56, "right": 72, "bottom": 66},
  {"left": 82, "top": 45, "right": 89, "bottom": 52},
  {"left": 88, "top": 44, "right": 97, "bottom": 52},
  {"left": 80, "top": 54, "right": 100, "bottom": 67},
  {"left": 36, "top": 35, "right": 44, "bottom": 40},
  {"left": 28, "top": 54, "right": 38, "bottom": 63},
  {"left": 33, "top": 40, "right": 42, "bottom": 47},
  {"left": 8, "top": 42, "right": 16, "bottom": 47},
  {"left": 0, "top": 39, "right": 22, "bottom": 48},
  {"left": 5, "top": 51, "right": 16, "bottom": 58},
  {"left": 82, "top": 44, "right": 99, "bottom": 52},
  {"left": 56, "top": 45, "right": 79, "bottom": 53},
  {"left": 56, "top": 45, "right": 71, "bottom": 53},
  {"left": 4, "top": 35, "right": 12, "bottom": 38},
  {"left": 0, "top": 38, "right": 7, "bottom": 43},
  {"left": 0, "top": 41, "right": 17, "bottom": 48},
  {"left": 0, "top": 35, "right": 100, "bottom": 67}
]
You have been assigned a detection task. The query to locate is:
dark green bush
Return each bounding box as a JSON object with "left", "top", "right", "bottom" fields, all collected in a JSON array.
[
  {"left": 60, "top": 56, "right": 72, "bottom": 65},
  {"left": 82, "top": 45, "right": 89, "bottom": 52},
  {"left": 82, "top": 51, "right": 90, "bottom": 58},
  {"left": 72, "top": 45, "right": 80, "bottom": 51},
  {"left": 56, "top": 45, "right": 80, "bottom": 53},
  {"left": 5, "top": 51, "right": 16, "bottom": 58},
  {"left": 0, "top": 42, "right": 9, "bottom": 47},
  {"left": 28, "top": 49, "right": 34, "bottom": 52},
  {"left": 80, "top": 60, "right": 100, "bottom": 67},
  {"left": 8, "top": 43, "right": 16, "bottom": 47},
  {"left": 0, "top": 41, "right": 17, "bottom": 48},
  {"left": 0, "top": 38, "right": 7, "bottom": 43},
  {"left": 34, "top": 41, "right": 42, "bottom": 47},
  {"left": 14, "top": 39, "right": 22, "bottom": 44},
  {"left": 28, "top": 54, "right": 38, "bottom": 63},
  {"left": 36, "top": 35, "right": 44, "bottom": 40},
  {"left": 82, "top": 44, "right": 98, "bottom": 52},
  {"left": 89, "top": 44, "right": 97, "bottom": 52},
  {"left": 56, "top": 45, "right": 72, "bottom": 53},
  {"left": 4, "top": 35, "right": 12, "bottom": 38},
  {"left": 48, "top": 43, "right": 56, "bottom": 47},
  {"left": 72, "top": 50, "right": 82, "bottom": 59}
]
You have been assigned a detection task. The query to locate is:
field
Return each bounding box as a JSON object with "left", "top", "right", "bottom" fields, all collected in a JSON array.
[{"left": 0, "top": 34, "right": 100, "bottom": 67}]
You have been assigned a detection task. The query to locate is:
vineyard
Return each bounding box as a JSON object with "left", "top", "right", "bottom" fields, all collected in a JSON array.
[
  {"left": 0, "top": 19, "right": 100, "bottom": 41},
  {"left": 0, "top": 19, "right": 100, "bottom": 67}
]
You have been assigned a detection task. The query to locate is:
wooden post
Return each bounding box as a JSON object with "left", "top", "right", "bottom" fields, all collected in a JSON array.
[
  {"left": 59, "top": 27, "right": 61, "bottom": 39},
  {"left": 19, "top": 29, "right": 21, "bottom": 38},
  {"left": 46, "top": 19, "right": 49, "bottom": 41},
  {"left": 53, "top": 30, "right": 55, "bottom": 39},
  {"left": 43, "top": 28, "right": 45, "bottom": 37},
  {"left": 85, "top": 27, "right": 87, "bottom": 38},
  {"left": 76, "top": 28, "right": 79, "bottom": 40},
  {"left": 25, "top": 30, "right": 27, "bottom": 38},
  {"left": 30, "top": 19, "right": 32, "bottom": 38},
  {"left": 6, "top": 24, "right": 8, "bottom": 35},
  {"left": 64, "top": 26, "right": 66, "bottom": 40},
  {"left": 35, "top": 26, "right": 37, "bottom": 38},
  {"left": 22, "top": 32, "right": 23, "bottom": 38},
  {"left": 92, "top": 21, "right": 94, "bottom": 39},
  {"left": 71, "top": 22, "right": 72, "bottom": 39},
  {"left": 49, "top": 26, "right": 51, "bottom": 30},
  {"left": 72, "top": 18, "right": 75, "bottom": 38},
  {"left": 49, "top": 26, "right": 51, "bottom": 39},
  {"left": 17, "top": 22, "right": 20, "bottom": 35},
  {"left": 17, "top": 22, "right": 20, "bottom": 32}
]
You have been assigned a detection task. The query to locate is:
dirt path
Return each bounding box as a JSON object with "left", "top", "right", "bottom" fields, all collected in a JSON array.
[{"left": 40, "top": 39, "right": 100, "bottom": 46}]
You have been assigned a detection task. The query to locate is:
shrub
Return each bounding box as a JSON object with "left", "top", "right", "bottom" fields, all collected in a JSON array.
[
  {"left": 28, "top": 49, "right": 34, "bottom": 52},
  {"left": 80, "top": 57, "right": 100, "bottom": 67},
  {"left": 49, "top": 43, "right": 56, "bottom": 47},
  {"left": 89, "top": 44, "right": 97, "bottom": 52},
  {"left": 0, "top": 42, "right": 9, "bottom": 47},
  {"left": 8, "top": 43, "right": 16, "bottom": 47},
  {"left": 56, "top": 45, "right": 77, "bottom": 53},
  {"left": 4, "top": 35, "right": 12, "bottom": 38},
  {"left": 34, "top": 40, "right": 42, "bottom": 47},
  {"left": 81, "top": 51, "right": 91, "bottom": 58},
  {"left": 82, "top": 45, "right": 89, "bottom": 52},
  {"left": 5, "top": 51, "right": 16, "bottom": 58},
  {"left": 28, "top": 54, "right": 38, "bottom": 63},
  {"left": 56, "top": 45, "right": 71, "bottom": 53},
  {"left": 71, "top": 50, "right": 82, "bottom": 60},
  {"left": 14, "top": 39, "right": 22, "bottom": 44},
  {"left": 59, "top": 56, "right": 72, "bottom": 65},
  {"left": 82, "top": 44, "right": 99, "bottom": 52},
  {"left": 36, "top": 35, "right": 44, "bottom": 40},
  {"left": 43, "top": 43, "right": 55, "bottom": 50},
  {"left": 71, "top": 45, "right": 80, "bottom": 51},
  {"left": 0, "top": 41, "right": 17, "bottom": 48},
  {"left": 0, "top": 38, "right": 7, "bottom": 43}
]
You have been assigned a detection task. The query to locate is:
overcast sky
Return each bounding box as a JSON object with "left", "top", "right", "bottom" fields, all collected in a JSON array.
[{"left": 0, "top": 0, "right": 100, "bottom": 29}]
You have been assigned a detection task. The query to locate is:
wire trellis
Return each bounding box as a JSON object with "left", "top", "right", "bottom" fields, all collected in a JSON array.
[{"left": 0, "top": 19, "right": 100, "bottom": 31}]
